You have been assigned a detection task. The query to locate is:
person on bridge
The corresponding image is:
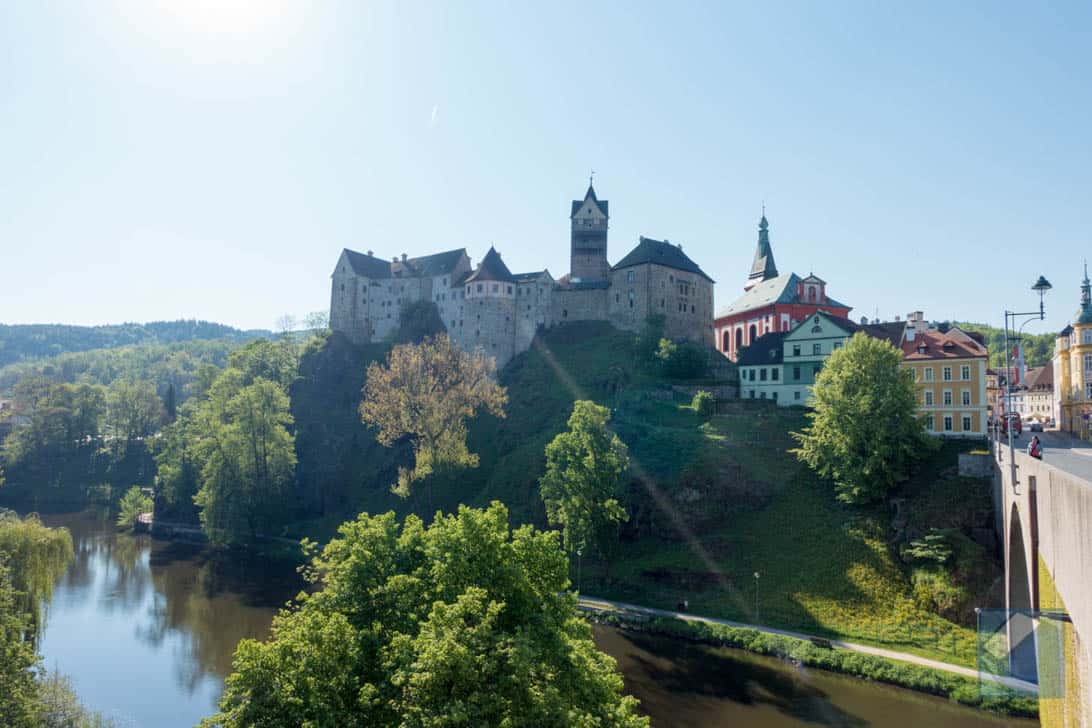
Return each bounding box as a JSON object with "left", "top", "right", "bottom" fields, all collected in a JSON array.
[{"left": 1028, "top": 435, "right": 1043, "bottom": 460}]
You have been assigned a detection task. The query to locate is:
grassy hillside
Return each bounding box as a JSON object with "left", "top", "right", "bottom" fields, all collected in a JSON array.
[{"left": 290, "top": 323, "right": 997, "bottom": 666}]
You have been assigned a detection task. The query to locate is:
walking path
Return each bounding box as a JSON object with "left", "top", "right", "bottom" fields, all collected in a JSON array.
[{"left": 578, "top": 595, "right": 1039, "bottom": 695}]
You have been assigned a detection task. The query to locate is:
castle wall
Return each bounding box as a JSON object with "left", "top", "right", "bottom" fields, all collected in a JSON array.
[
  {"left": 608, "top": 263, "right": 714, "bottom": 344},
  {"left": 515, "top": 279, "right": 552, "bottom": 353},
  {"left": 550, "top": 287, "right": 609, "bottom": 327}
]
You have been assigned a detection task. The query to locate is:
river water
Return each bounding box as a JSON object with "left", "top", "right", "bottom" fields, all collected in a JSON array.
[{"left": 33, "top": 510, "right": 1036, "bottom": 728}]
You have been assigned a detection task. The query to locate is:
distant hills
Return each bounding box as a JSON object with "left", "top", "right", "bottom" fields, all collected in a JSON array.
[
  {"left": 0, "top": 320, "right": 272, "bottom": 368},
  {"left": 950, "top": 321, "right": 1055, "bottom": 369}
]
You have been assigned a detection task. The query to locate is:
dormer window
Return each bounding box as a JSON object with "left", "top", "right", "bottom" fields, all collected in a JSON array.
[{"left": 918, "top": 345, "right": 927, "bottom": 354}]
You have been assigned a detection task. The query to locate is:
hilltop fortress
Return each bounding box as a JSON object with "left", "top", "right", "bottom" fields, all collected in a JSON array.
[{"left": 329, "top": 184, "right": 715, "bottom": 367}]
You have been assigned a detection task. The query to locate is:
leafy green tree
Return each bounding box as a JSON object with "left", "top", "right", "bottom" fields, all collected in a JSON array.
[
  {"left": 203, "top": 502, "right": 647, "bottom": 728},
  {"left": 116, "top": 486, "right": 153, "bottom": 529},
  {"left": 164, "top": 382, "right": 177, "bottom": 423},
  {"left": 692, "top": 390, "right": 715, "bottom": 417},
  {"left": 153, "top": 406, "right": 202, "bottom": 523},
  {"left": 0, "top": 561, "right": 39, "bottom": 728},
  {"left": 226, "top": 339, "right": 300, "bottom": 391},
  {"left": 655, "top": 339, "right": 707, "bottom": 379},
  {"left": 105, "top": 379, "right": 162, "bottom": 456},
  {"left": 792, "top": 333, "right": 932, "bottom": 504},
  {"left": 192, "top": 378, "right": 297, "bottom": 544},
  {"left": 0, "top": 513, "right": 74, "bottom": 641},
  {"left": 360, "top": 335, "right": 508, "bottom": 500},
  {"left": 540, "top": 401, "right": 630, "bottom": 562},
  {"left": 635, "top": 315, "right": 665, "bottom": 366}
]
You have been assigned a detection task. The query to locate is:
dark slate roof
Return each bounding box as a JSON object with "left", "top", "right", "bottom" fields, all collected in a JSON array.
[
  {"left": 748, "top": 216, "right": 778, "bottom": 284},
  {"left": 408, "top": 248, "right": 467, "bottom": 277},
  {"left": 465, "top": 247, "right": 517, "bottom": 284},
  {"left": 612, "top": 236, "right": 714, "bottom": 282},
  {"left": 1060, "top": 324, "right": 1074, "bottom": 336},
  {"left": 342, "top": 249, "right": 392, "bottom": 279},
  {"left": 736, "top": 331, "right": 788, "bottom": 366},
  {"left": 852, "top": 320, "right": 905, "bottom": 347},
  {"left": 570, "top": 185, "right": 609, "bottom": 218}
]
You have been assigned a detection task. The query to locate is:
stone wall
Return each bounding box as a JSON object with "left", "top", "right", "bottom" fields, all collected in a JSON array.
[
  {"left": 607, "top": 263, "right": 713, "bottom": 344},
  {"left": 550, "top": 287, "right": 609, "bottom": 326},
  {"left": 957, "top": 452, "right": 993, "bottom": 478}
]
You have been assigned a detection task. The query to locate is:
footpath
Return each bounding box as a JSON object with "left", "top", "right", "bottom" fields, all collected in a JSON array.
[{"left": 578, "top": 595, "right": 1038, "bottom": 695}]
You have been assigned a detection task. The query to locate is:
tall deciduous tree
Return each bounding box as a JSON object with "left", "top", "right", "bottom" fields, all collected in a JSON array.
[
  {"left": 105, "top": 379, "right": 163, "bottom": 456},
  {"left": 0, "top": 512, "right": 74, "bottom": 643},
  {"left": 360, "top": 335, "right": 507, "bottom": 500},
  {"left": 203, "top": 502, "right": 648, "bottom": 728},
  {"left": 792, "top": 333, "right": 932, "bottom": 504},
  {"left": 0, "top": 561, "right": 39, "bottom": 728},
  {"left": 192, "top": 377, "right": 297, "bottom": 544},
  {"left": 540, "top": 401, "right": 630, "bottom": 561}
]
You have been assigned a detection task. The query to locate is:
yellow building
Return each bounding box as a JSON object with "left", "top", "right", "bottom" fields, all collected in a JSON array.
[
  {"left": 1053, "top": 269, "right": 1092, "bottom": 436},
  {"left": 901, "top": 317, "right": 989, "bottom": 437}
]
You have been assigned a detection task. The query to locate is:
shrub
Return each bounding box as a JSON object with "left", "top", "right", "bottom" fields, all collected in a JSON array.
[
  {"left": 911, "top": 568, "right": 968, "bottom": 620},
  {"left": 692, "top": 390, "right": 715, "bottom": 417},
  {"left": 656, "top": 339, "right": 707, "bottom": 379},
  {"left": 903, "top": 529, "right": 954, "bottom": 565},
  {"left": 116, "top": 486, "right": 152, "bottom": 529}
]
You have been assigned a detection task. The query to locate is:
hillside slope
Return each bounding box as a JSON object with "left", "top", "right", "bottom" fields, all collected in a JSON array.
[{"left": 291, "top": 323, "right": 996, "bottom": 666}]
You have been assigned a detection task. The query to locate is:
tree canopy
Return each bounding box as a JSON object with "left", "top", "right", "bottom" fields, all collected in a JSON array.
[
  {"left": 204, "top": 502, "right": 647, "bottom": 728},
  {"left": 360, "top": 335, "right": 507, "bottom": 499},
  {"left": 792, "top": 333, "right": 932, "bottom": 504},
  {"left": 540, "top": 401, "right": 630, "bottom": 560}
]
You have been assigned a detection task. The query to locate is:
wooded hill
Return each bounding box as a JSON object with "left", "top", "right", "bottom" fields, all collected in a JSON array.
[{"left": 0, "top": 320, "right": 270, "bottom": 368}]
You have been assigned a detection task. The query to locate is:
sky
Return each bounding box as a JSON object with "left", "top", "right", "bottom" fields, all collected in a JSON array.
[{"left": 1, "top": 1, "right": 1089, "bottom": 334}]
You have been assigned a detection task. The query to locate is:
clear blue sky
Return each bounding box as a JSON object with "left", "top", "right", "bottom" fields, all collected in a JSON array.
[{"left": 1, "top": 1, "right": 1089, "bottom": 334}]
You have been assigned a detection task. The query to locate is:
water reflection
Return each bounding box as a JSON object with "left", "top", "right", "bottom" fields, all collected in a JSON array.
[
  {"left": 32, "top": 510, "right": 1037, "bottom": 728},
  {"left": 36, "top": 510, "right": 304, "bottom": 727}
]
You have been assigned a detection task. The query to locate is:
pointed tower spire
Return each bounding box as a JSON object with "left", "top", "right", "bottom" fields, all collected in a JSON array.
[
  {"left": 1082, "top": 261, "right": 1091, "bottom": 308},
  {"left": 745, "top": 210, "right": 778, "bottom": 290}
]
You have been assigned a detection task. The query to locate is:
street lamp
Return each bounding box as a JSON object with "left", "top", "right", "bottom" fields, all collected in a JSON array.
[
  {"left": 1003, "top": 276, "right": 1051, "bottom": 492},
  {"left": 754, "top": 571, "right": 761, "bottom": 624}
]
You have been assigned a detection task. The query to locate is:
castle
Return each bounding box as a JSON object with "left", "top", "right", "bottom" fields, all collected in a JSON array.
[{"left": 329, "top": 184, "right": 715, "bottom": 367}]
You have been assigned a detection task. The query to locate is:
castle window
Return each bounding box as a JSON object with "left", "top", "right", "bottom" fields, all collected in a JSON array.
[
  {"left": 616, "top": 294, "right": 620, "bottom": 303},
  {"left": 340, "top": 284, "right": 345, "bottom": 291},
  {"left": 813, "top": 343, "right": 821, "bottom": 355},
  {"left": 962, "top": 415, "right": 972, "bottom": 431},
  {"left": 961, "top": 365, "right": 970, "bottom": 380},
  {"left": 793, "top": 366, "right": 800, "bottom": 380},
  {"left": 627, "top": 270, "right": 635, "bottom": 283},
  {"left": 507, "top": 286, "right": 513, "bottom": 294},
  {"left": 477, "top": 284, "right": 483, "bottom": 293},
  {"left": 562, "top": 309, "right": 568, "bottom": 318},
  {"left": 691, "top": 305, "right": 695, "bottom": 313},
  {"left": 660, "top": 299, "right": 665, "bottom": 308}
]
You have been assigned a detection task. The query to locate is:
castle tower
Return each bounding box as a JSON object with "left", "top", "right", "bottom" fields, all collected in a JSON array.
[
  {"left": 744, "top": 213, "right": 778, "bottom": 291},
  {"left": 569, "top": 182, "right": 610, "bottom": 282}
]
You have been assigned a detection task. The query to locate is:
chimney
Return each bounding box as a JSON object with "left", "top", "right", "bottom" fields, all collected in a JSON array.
[
  {"left": 392, "top": 256, "right": 398, "bottom": 263},
  {"left": 894, "top": 315, "right": 900, "bottom": 322},
  {"left": 366, "top": 250, "right": 374, "bottom": 257},
  {"left": 401, "top": 253, "right": 408, "bottom": 262}
]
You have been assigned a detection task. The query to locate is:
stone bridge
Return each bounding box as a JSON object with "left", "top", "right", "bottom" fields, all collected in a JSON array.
[{"left": 996, "top": 439, "right": 1092, "bottom": 726}]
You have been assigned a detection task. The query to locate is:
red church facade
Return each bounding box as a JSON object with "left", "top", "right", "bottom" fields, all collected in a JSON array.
[{"left": 715, "top": 216, "right": 852, "bottom": 361}]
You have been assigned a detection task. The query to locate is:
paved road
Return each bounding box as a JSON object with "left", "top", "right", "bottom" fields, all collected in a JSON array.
[
  {"left": 1009, "top": 430, "right": 1092, "bottom": 482},
  {"left": 578, "top": 595, "right": 1039, "bottom": 694}
]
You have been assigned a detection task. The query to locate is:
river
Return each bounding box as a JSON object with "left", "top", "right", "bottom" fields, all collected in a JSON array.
[{"left": 33, "top": 510, "right": 1036, "bottom": 727}]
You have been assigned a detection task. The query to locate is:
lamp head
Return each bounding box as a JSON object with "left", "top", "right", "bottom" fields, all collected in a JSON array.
[{"left": 1032, "top": 276, "right": 1052, "bottom": 294}]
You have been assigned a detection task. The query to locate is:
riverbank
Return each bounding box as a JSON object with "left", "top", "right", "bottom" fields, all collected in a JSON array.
[{"left": 581, "top": 598, "right": 1039, "bottom": 720}]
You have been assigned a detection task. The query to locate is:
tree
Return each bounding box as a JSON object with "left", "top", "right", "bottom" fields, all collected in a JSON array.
[
  {"left": 360, "top": 335, "right": 508, "bottom": 500},
  {"left": 303, "top": 310, "right": 330, "bottom": 331},
  {"left": 105, "top": 379, "right": 162, "bottom": 457},
  {"left": 164, "top": 382, "right": 177, "bottom": 423},
  {"left": 655, "top": 338, "right": 707, "bottom": 379},
  {"left": 539, "top": 401, "right": 630, "bottom": 562},
  {"left": 692, "top": 390, "right": 715, "bottom": 417},
  {"left": 192, "top": 378, "right": 297, "bottom": 544},
  {"left": 275, "top": 314, "right": 297, "bottom": 338},
  {"left": 791, "top": 333, "right": 932, "bottom": 504},
  {"left": 0, "top": 512, "right": 74, "bottom": 642},
  {"left": 203, "top": 502, "right": 647, "bottom": 728},
  {"left": 116, "top": 486, "right": 153, "bottom": 529},
  {"left": 0, "top": 562, "right": 39, "bottom": 728},
  {"left": 395, "top": 300, "right": 446, "bottom": 344}
]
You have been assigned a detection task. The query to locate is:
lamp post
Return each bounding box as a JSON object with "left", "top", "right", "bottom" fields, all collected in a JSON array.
[
  {"left": 1003, "top": 276, "right": 1051, "bottom": 493},
  {"left": 754, "top": 571, "right": 761, "bottom": 624}
]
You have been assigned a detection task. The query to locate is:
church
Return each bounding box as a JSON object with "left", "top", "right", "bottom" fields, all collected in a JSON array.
[
  {"left": 714, "top": 214, "right": 851, "bottom": 361},
  {"left": 329, "top": 183, "right": 715, "bottom": 368}
]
